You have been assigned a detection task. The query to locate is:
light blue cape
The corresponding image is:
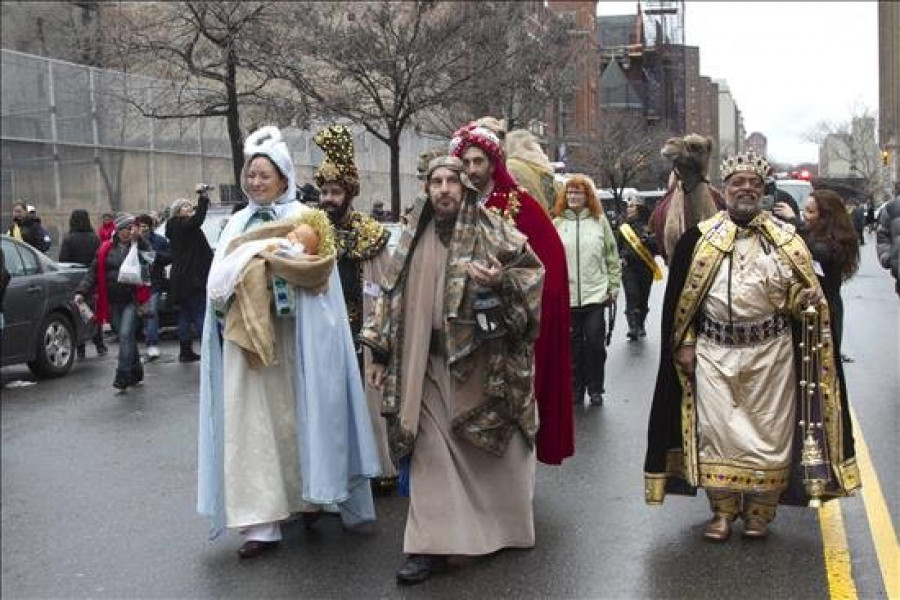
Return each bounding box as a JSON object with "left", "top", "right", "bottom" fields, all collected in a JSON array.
[{"left": 197, "top": 201, "right": 381, "bottom": 539}]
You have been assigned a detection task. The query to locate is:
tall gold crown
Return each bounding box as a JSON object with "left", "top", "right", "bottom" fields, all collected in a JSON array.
[
  {"left": 721, "top": 152, "right": 770, "bottom": 181},
  {"left": 314, "top": 124, "right": 360, "bottom": 198}
]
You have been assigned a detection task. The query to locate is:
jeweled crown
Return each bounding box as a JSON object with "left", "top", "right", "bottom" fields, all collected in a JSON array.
[{"left": 721, "top": 152, "right": 770, "bottom": 181}]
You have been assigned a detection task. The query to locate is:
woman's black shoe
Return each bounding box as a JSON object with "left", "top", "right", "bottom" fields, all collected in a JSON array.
[
  {"left": 129, "top": 364, "right": 144, "bottom": 386},
  {"left": 113, "top": 374, "right": 129, "bottom": 390},
  {"left": 396, "top": 554, "right": 447, "bottom": 585},
  {"left": 237, "top": 540, "right": 279, "bottom": 559}
]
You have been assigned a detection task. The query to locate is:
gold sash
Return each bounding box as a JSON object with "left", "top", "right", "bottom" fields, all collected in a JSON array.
[{"left": 619, "top": 223, "right": 663, "bottom": 280}]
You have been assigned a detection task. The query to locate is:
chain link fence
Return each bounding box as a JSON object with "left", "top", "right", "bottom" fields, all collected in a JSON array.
[{"left": 2, "top": 49, "right": 443, "bottom": 254}]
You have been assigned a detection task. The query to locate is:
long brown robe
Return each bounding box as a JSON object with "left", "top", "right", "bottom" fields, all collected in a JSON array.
[{"left": 401, "top": 223, "right": 535, "bottom": 555}]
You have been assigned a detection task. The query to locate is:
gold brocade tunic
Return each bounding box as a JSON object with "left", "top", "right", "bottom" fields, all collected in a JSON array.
[{"left": 695, "top": 230, "right": 797, "bottom": 493}]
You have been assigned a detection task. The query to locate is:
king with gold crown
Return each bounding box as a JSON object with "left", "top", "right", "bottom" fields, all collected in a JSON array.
[{"left": 643, "top": 152, "right": 860, "bottom": 543}]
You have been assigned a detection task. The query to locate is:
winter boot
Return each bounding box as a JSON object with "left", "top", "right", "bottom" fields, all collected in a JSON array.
[
  {"left": 113, "top": 370, "right": 130, "bottom": 390},
  {"left": 179, "top": 340, "right": 201, "bottom": 363},
  {"left": 574, "top": 385, "right": 586, "bottom": 405},
  {"left": 129, "top": 362, "right": 144, "bottom": 386},
  {"left": 626, "top": 312, "right": 639, "bottom": 341}
]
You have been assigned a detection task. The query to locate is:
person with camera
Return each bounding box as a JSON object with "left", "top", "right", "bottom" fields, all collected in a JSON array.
[
  {"left": 165, "top": 186, "right": 214, "bottom": 362},
  {"left": 75, "top": 214, "right": 153, "bottom": 390}
]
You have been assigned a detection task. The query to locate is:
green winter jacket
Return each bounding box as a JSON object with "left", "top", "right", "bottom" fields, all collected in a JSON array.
[{"left": 553, "top": 208, "right": 622, "bottom": 307}]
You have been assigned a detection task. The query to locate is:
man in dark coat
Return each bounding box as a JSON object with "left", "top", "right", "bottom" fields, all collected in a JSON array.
[
  {"left": 7, "top": 202, "right": 51, "bottom": 253},
  {"left": 165, "top": 187, "right": 213, "bottom": 362}
]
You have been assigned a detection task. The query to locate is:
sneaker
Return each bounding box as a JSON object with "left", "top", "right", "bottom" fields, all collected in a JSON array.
[{"left": 147, "top": 345, "right": 160, "bottom": 360}]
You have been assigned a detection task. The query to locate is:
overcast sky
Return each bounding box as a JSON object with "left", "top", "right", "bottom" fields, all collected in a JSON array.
[{"left": 597, "top": 1, "right": 879, "bottom": 165}]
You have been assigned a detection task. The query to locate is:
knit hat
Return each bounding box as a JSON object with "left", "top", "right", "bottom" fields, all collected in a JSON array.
[
  {"left": 424, "top": 156, "right": 478, "bottom": 193},
  {"left": 115, "top": 213, "right": 135, "bottom": 230},
  {"left": 169, "top": 198, "right": 193, "bottom": 215},
  {"left": 417, "top": 147, "right": 448, "bottom": 180},
  {"left": 313, "top": 124, "right": 360, "bottom": 198},
  {"left": 241, "top": 125, "right": 296, "bottom": 205}
]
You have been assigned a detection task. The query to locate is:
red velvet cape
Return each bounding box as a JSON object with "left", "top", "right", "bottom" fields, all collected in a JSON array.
[{"left": 485, "top": 183, "right": 575, "bottom": 465}]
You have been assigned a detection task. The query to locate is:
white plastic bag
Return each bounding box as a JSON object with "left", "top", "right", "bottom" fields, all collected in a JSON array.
[{"left": 117, "top": 243, "right": 143, "bottom": 285}]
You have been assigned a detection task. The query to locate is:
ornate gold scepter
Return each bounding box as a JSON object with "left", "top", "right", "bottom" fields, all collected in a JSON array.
[{"left": 798, "top": 304, "right": 831, "bottom": 507}]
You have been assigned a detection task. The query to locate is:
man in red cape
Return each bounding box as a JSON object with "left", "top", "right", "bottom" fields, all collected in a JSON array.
[{"left": 450, "top": 121, "right": 574, "bottom": 465}]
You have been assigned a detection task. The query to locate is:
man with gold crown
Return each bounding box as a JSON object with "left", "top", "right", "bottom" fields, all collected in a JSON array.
[
  {"left": 450, "top": 119, "right": 574, "bottom": 465},
  {"left": 313, "top": 123, "right": 397, "bottom": 494},
  {"left": 644, "top": 152, "right": 861, "bottom": 542}
]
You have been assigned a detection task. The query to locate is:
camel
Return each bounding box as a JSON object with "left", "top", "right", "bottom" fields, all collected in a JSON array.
[{"left": 649, "top": 134, "right": 724, "bottom": 263}]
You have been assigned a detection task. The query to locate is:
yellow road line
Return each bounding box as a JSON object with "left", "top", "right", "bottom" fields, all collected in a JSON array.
[
  {"left": 849, "top": 405, "right": 900, "bottom": 598},
  {"left": 820, "top": 499, "right": 858, "bottom": 599}
]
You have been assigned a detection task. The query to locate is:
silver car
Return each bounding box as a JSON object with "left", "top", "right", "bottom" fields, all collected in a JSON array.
[{"left": 2, "top": 235, "right": 92, "bottom": 377}]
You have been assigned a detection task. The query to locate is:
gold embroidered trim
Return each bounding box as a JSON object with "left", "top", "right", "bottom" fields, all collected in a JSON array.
[
  {"left": 644, "top": 474, "right": 667, "bottom": 505},
  {"left": 699, "top": 462, "right": 791, "bottom": 493}
]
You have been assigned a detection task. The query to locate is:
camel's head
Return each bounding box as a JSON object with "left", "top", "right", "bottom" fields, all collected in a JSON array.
[{"left": 661, "top": 134, "right": 714, "bottom": 180}]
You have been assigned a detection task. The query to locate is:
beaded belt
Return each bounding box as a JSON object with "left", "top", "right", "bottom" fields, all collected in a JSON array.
[{"left": 699, "top": 313, "right": 790, "bottom": 346}]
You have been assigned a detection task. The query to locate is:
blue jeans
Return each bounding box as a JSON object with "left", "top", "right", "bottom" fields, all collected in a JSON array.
[
  {"left": 142, "top": 291, "right": 161, "bottom": 345},
  {"left": 177, "top": 291, "right": 206, "bottom": 343},
  {"left": 109, "top": 301, "right": 140, "bottom": 376}
]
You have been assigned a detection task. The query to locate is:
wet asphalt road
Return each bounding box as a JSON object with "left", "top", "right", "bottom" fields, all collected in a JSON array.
[{"left": 2, "top": 231, "right": 897, "bottom": 599}]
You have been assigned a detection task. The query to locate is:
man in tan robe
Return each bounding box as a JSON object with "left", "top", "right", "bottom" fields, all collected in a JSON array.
[
  {"left": 362, "top": 156, "right": 544, "bottom": 585},
  {"left": 644, "top": 152, "right": 861, "bottom": 543}
]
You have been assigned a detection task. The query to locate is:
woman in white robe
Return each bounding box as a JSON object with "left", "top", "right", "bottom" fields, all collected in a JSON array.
[{"left": 197, "top": 126, "right": 381, "bottom": 558}]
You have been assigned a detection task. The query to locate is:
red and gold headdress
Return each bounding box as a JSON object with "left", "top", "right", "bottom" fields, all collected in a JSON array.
[
  {"left": 449, "top": 122, "right": 505, "bottom": 164},
  {"left": 313, "top": 124, "right": 360, "bottom": 198}
]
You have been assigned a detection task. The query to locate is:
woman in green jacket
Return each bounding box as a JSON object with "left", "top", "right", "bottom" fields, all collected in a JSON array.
[{"left": 552, "top": 175, "right": 621, "bottom": 406}]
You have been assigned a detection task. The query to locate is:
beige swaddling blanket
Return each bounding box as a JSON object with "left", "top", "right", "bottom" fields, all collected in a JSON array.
[{"left": 221, "top": 221, "right": 335, "bottom": 369}]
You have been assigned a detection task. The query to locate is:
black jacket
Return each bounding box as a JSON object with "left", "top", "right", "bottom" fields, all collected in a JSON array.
[
  {"left": 59, "top": 230, "right": 101, "bottom": 266},
  {"left": 77, "top": 234, "right": 152, "bottom": 305},
  {"left": 143, "top": 231, "right": 172, "bottom": 291},
  {"left": 165, "top": 194, "right": 213, "bottom": 302},
  {"left": 7, "top": 216, "right": 51, "bottom": 253}
]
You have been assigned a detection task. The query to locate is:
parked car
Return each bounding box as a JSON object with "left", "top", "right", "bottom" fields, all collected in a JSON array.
[{"left": 1, "top": 235, "right": 92, "bottom": 378}]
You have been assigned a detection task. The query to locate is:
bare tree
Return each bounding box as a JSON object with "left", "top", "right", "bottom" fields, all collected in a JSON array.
[
  {"left": 804, "top": 104, "right": 881, "bottom": 197},
  {"left": 264, "top": 1, "right": 510, "bottom": 215},
  {"left": 102, "top": 1, "right": 287, "bottom": 186},
  {"left": 575, "top": 113, "right": 673, "bottom": 211},
  {"left": 265, "top": 1, "right": 577, "bottom": 216},
  {"left": 431, "top": 2, "right": 584, "bottom": 135}
]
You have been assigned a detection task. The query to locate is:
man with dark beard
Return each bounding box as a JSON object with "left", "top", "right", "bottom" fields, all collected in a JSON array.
[
  {"left": 313, "top": 124, "right": 397, "bottom": 494},
  {"left": 362, "top": 156, "right": 544, "bottom": 584},
  {"left": 644, "top": 152, "right": 860, "bottom": 542},
  {"left": 450, "top": 120, "right": 574, "bottom": 466}
]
